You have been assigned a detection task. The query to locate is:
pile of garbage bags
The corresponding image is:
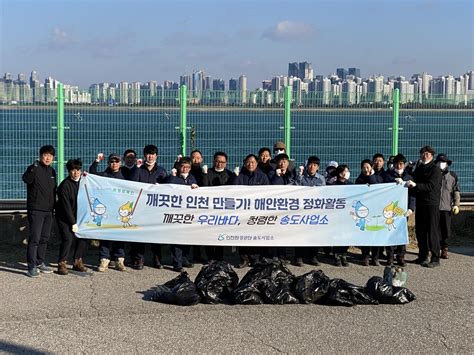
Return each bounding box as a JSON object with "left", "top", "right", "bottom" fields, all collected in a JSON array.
[{"left": 152, "top": 259, "right": 416, "bottom": 307}]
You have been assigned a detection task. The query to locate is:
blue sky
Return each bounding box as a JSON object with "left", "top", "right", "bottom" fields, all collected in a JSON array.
[{"left": 1, "top": 0, "right": 472, "bottom": 89}]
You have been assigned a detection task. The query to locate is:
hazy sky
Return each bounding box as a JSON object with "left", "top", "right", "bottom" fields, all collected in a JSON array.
[{"left": 1, "top": 0, "right": 473, "bottom": 89}]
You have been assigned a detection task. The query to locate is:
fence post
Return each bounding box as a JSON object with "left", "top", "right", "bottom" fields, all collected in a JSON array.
[
  {"left": 284, "top": 86, "right": 292, "bottom": 158},
  {"left": 392, "top": 88, "right": 400, "bottom": 156},
  {"left": 56, "top": 83, "right": 65, "bottom": 182},
  {"left": 179, "top": 85, "right": 187, "bottom": 156}
]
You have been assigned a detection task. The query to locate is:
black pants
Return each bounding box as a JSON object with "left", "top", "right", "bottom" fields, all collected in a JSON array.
[
  {"left": 415, "top": 205, "right": 441, "bottom": 261},
  {"left": 57, "top": 219, "right": 88, "bottom": 262},
  {"left": 27, "top": 210, "right": 53, "bottom": 270},
  {"left": 439, "top": 211, "right": 452, "bottom": 249},
  {"left": 130, "top": 243, "right": 162, "bottom": 262},
  {"left": 170, "top": 244, "right": 191, "bottom": 268},
  {"left": 333, "top": 247, "right": 348, "bottom": 256},
  {"left": 361, "top": 247, "right": 380, "bottom": 259},
  {"left": 205, "top": 246, "right": 224, "bottom": 261},
  {"left": 99, "top": 241, "right": 125, "bottom": 260},
  {"left": 386, "top": 245, "right": 406, "bottom": 259},
  {"left": 294, "top": 247, "right": 319, "bottom": 259}
]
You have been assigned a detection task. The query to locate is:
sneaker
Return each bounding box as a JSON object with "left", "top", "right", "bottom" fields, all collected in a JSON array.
[
  {"left": 152, "top": 257, "right": 163, "bottom": 269},
  {"left": 73, "top": 258, "right": 88, "bottom": 272},
  {"left": 57, "top": 261, "right": 68, "bottom": 275},
  {"left": 37, "top": 263, "right": 54, "bottom": 274},
  {"left": 386, "top": 257, "right": 394, "bottom": 266},
  {"left": 397, "top": 255, "right": 407, "bottom": 267},
  {"left": 420, "top": 259, "right": 430, "bottom": 267},
  {"left": 182, "top": 261, "right": 194, "bottom": 268},
  {"left": 340, "top": 255, "right": 349, "bottom": 267},
  {"left": 441, "top": 248, "right": 448, "bottom": 259},
  {"left": 293, "top": 257, "right": 304, "bottom": 267},
  {"left": 426, "top": 260, "right": 440, "bottom": 268},
  {"left": 116, "top": 257, "right": 126, "bottom": 272},
  {"left": 413, "top": 257, "right": 429, "bottom": 264},
  {"left": 27, "top": 267, "right": 40, "bottom": 278},
  {"left": 98, "top": 258, "right": 110, "bottom": 272},
  {"left": 132, "top": 259, "right": 144, "bottom": 270},
  {"left": 334, "top": 256, "right": 342, "bottom": 267},
  {"left": 309, "top": 256, "right": 320, "bottom": 266},
  {"left": 173, "top": 266, "right": 184, "bottom": 273}
]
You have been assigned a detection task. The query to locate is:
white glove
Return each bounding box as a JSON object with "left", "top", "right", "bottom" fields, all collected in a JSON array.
[
  {"left": 137, "top": 158, "right": 143, "bottom": 168},
  {"left": 298, "top": 166, "right": 304, "bottom": 176},
  {"left": 202, "top": 165, "right": 208, "bottom": 174},
  {"left": 175, "top": 154, "right": 183, "bottom": 162},
  {"left": 96, "top": 153, "right": 104, "bottom": 162},
  {"left": 171, "top": 168, "right": 177, "bottom": 176},
  {"left": 405, "top": 209, "right": 413, "bottom": 217},
  {"left": 234, "top": 166, "right": 240, "bottom": 176},
  {"left": 406, "top": 180, "right": 416, "bottom": 188},
  {"left": 275, "top": 168, "right": 282, "bottom": 177},
  {"left": 394, "top": 178, "right": 404, "bottom": 185},
  {"left": 370, "top": 169, "right": 375, "bottom": 176},
  {"left": 452, "top": 206, "right": 459, "bottom": 215},
  {"left": 191, "top": 183, "right": 199, "bottom": 189},
  {"left": 72, "top": 224, "right": 79, "bottom": 233}
]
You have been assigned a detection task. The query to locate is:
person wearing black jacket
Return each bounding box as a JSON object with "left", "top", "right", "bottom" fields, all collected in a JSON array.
[
  {"left": 22, "top": 145, "right": 57, "bottom": 277},
  {"left": 406, "top": 145, "right": 442, "bottom": 268},
  {"left": 327, "top": 164, "right": 352, "bottom": 266},
  {"left": 166, "top": 157, "right": 198, "bottom": 272},
  {"left": 121, "top": 149, "right": 139, "bottom": 181},
  {"left": 129, "top": 145, "right": 168, "bottom": 270},
  {"left": 89, "top": 152, "right": 127, "bottom": 272},
  {"left": 201, "top": 151, "right": 235, "bottom": 262},
  {"left": 384, "top": 154, "right": 416, "bottom": 266},
  {"left": 233, "top": 154, "right": 270, "bottom": 268},
  {"left": 355, "top": 159, "right": 384, "bottom": 266},
  {"left": 56, "top": 159, "right": 88, "bottom": 275}
]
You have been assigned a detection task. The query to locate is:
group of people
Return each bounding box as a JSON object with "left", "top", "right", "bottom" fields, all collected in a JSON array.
[{"left": 22, "top": 141, "right": 461, "bottom": 277}]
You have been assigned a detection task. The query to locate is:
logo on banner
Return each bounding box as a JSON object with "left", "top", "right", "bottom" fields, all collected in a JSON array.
[{"left": 350, "top": 200, "right": 405, "bottom": 232}]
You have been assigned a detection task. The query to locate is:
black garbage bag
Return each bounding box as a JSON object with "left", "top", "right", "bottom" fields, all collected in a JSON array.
[
  {"left": 293, "top": 270, "right": 330, "bottom": 304},
  {"left": 366, "top": 276, "right": 416, "bottom": 304},
  {"left": 152, "top": 272, "right": 200, "bottom": 306},
  {"left": 194, "top": 260, "right": 239, "bottom": 304},
  {"left": 325, "top": 278, "right": 378, "bottom": 307},
  {"left": 232, "top": 259, "right": 298, "bottom": 305}
]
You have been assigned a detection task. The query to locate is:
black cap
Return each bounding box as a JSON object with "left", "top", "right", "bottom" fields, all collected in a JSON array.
[
  {"left": 435, "top": 153, "right": 452, "bottom": 166},
  {"left": 108, "top": 153, "right": 121, "bottom": 162}
]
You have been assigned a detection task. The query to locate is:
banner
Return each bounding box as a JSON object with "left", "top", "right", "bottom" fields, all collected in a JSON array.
[{"left": 76, "top": 174, "right": 409, "bottom": 247}]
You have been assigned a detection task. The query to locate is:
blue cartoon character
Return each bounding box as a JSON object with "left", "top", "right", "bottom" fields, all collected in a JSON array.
[
  {"left": 351, "top": 201, "right": 370, "bottom": 231},
  {"left": 118, "top": 201, "right": 134, "bottom": 228},
  {"left": 90, "top": 198, "right": 107, "bottom": 226},
  {"left": 383, "top": 201, "right": 405, "bottom": 231}
]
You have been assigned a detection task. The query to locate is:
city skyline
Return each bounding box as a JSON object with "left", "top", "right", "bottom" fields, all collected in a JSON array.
[{"left": 1, "top": 0, "right": 473, "bottom": 89}]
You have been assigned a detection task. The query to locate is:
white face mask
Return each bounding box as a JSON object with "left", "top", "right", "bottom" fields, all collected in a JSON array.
[
  {"left": 274, "top": 149, "right": 285, "bottom": 156},
  {"left": 344, "top": 172, "right": 350, "bottom": 180},
  {"left": 394, "top": 168, "right": 404, "bottom": 175},
  {"left": 180, "top": 173, "right": 189, "bottom": 179},
  {"left": 439, "top": 162, "right": 448, "bottom": 170},
  {"left": 146, "top": 160, "right": 156, "bottom": 166},
  {"left": 72, "top": 176, "right": 81, "bottom": 182},
  {"left": 215, "top": 167, "right": 225, "bottom": 172}
]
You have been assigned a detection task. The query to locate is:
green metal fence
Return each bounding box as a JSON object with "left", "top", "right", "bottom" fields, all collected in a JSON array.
[{"left": 1, "top": 87, "right": 473, "bottom": 200}]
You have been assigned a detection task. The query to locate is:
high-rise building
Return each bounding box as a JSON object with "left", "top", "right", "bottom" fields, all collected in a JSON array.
[
  {"left": 271, "top": 76, "right": 281, "bottom": 91},
  {"left": 130, "top": 81, "right": 140, "bottom": 104},
  {"left": 239, "top": 75, "right": 247, "bottom": 103},
  {"left": 179, "top": 74, "right": 192, "bottom": 91},
  {"left": 348, "top": 67, "right": 361, "bottom": 78},
  {"left": 118, "top": 81, "right": 129, "bottom": 104},
  {"left": 298, "top": 62, "right": 313, "bottom": 80},
  {"left": 288, "top": 62, "right": 299, "bottom": 78},
  {"left": 336, "top": 68, "right": 347, "bottom": 81},
  {"left": 468, "top": 71, "right": 474, "bottom": 90},
  {"left": 262, "top": 80, "right": 272, "bottom": 90},
  {"left": 229, "top": 78, "right": 238, "bottom": 91},
  {"left": 212, "top": 79, "right": 225, "bottom": 91}
]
